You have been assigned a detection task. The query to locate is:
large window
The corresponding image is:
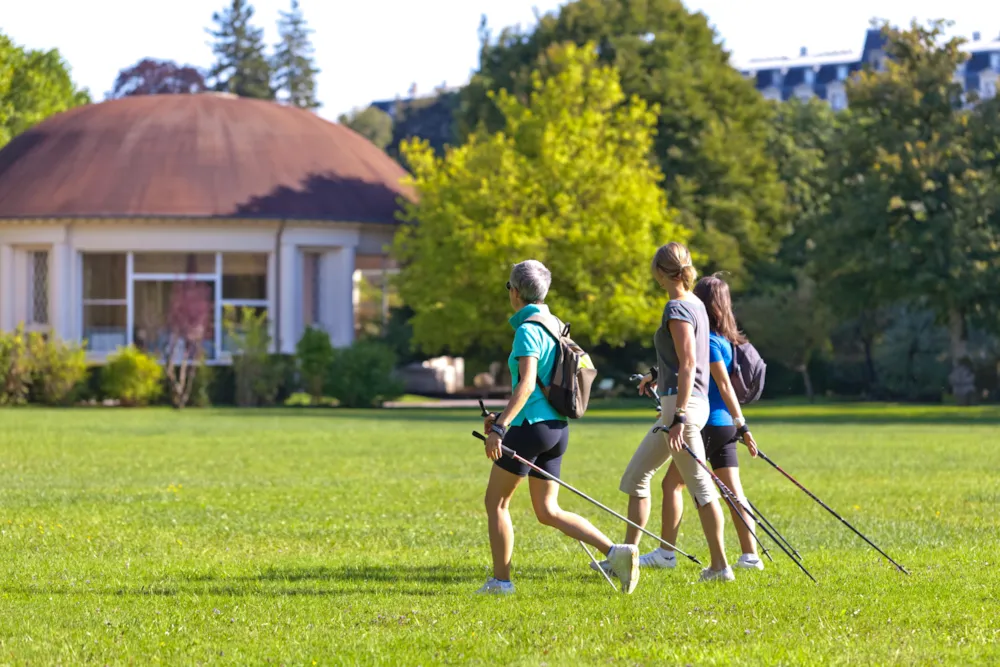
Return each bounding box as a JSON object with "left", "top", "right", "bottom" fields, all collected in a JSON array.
[
  {"left": 221, "top": 253, "right": 268, "bottom": 353},
  {"left": 83, "top": 254, "right": 127, "bottom": 352},
  {"left": 82, "top": 251, "right": 269, "bottom": 359}
]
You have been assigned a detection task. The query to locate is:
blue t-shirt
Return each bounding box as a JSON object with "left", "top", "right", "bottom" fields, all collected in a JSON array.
[
  {"left": 707, "top": 332, "right": 734, "bottom": 426},
  {"left": 507, "top": 303, "right": 565, "bottom": 426}
]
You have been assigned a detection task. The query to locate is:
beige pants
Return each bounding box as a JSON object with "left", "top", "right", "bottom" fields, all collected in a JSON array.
[{"left": 619, "top": 394, "right": 718, "bottom": 507}]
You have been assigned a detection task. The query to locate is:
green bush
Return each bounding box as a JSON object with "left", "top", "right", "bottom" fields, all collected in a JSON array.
[
  {"left": 325, "top": 340, "right": 403, "bottom": 408},
  {"left": 296, "top": 327, "right": 335, "bottom": 402},
  {"left": 0, "top": 326, "right": 35, "bottom": 405},
  {"left": 30, "top": 334, "right": 88, "bottom": 405},
  {"left": 102, "top": 346, "right": 164, "bottom": 406}
]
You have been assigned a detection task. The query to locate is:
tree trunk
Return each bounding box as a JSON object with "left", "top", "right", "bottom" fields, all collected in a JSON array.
[
  {"left": 798, "top": 364, "right": 815, "bottom": 402},
  {"left": 947, "top": 307, "right": 976, "bottom": 406}
]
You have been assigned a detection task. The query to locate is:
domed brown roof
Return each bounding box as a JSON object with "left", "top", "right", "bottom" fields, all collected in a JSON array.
[{"left": 0, "top": 94, "right": 413, "bottom": 223}]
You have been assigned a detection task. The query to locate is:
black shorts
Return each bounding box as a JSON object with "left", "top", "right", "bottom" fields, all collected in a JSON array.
[
  {"left": 703, "top": 425, "right": 739, "bottom": 470},
  {"left": 494, "top": 420, "right": 569, "bottom": 479}
]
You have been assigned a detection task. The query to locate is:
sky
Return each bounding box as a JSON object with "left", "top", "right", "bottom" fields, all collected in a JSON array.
[{"left": 3, "top": 0, "right": 1000, "bottom": 123}]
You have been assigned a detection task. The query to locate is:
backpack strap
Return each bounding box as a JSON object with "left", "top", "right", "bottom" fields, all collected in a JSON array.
[{"left": 523, "top": 313, "right": 564, "bottom": 391}]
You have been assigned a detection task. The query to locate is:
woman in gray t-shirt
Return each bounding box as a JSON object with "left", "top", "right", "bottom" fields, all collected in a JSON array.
[{"left": 615, "top": 242, "right": 735, "bottom": 582}]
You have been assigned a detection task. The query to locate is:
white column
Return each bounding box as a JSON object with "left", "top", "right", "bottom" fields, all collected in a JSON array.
[
  {"left": 50, "top": 242, "right": 73, "bottom": 341},
  {"left": 266, "top": 250, "right": 277, "bottom": 353},
  {"left": 0, "top": 244, "right": 12, "bottom": 332},
  {"left": 321, "top": 245, "right": 356, "bottom": 348},
  {"left": 278, "top": 242, "right": 298, "bottom": 354}
]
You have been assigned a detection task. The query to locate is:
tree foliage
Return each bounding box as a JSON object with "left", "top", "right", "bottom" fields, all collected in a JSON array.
[
  {"left": 0, "top": 32, "right": 90, "bottom": 149},
  {"left": 207, "top": 0, "right": 274, "bottom": 99},
  {"left": 460, "top": 0, "right": 784, "bottom": 285},
  {"left": 395, "top": 43, "right": 685, "bottom": 354},
  {"left": 109, "top": 59, "right": 207, "bottom": 98},
  {"left": 273, "top": 0, "right": 320, "bottom": 109},
  {"left": 339, "top": 106, "right": 393, "bottom": 150},
  {"left": 815, "top": 21, "right": 1000, "bottom": 403}
]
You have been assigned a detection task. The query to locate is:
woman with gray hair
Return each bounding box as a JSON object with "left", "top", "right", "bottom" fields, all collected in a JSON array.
[{"left": 478, "top": 259, "right": 640, "bottom": 595}]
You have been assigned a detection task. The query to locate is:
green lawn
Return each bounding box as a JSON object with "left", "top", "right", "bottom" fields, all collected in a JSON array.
[{"left": 0, "top": 404, "right": 998, "bottom": 665}]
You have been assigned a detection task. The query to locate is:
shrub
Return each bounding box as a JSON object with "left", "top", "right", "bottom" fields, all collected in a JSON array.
[
  {"left": 296, "top": 327, "right": 335, "bottom": 402},
  {"left": 102, "top": 346, "right": 164, "bottom": 406},
  {"left": 325, "top": 340, "right": 403, "bottom": 408},
  {"left": 224, "top": 306, "right": 285, "bottom": 407},
  {"left": 0, "top": 326, "right": 35, "bottom": 405},
  {"left": 30, "top": 334, "right": 88, "bottom": 405}
]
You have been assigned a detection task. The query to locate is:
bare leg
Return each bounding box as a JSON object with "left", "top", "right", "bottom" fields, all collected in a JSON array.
[
  {"left": 716, "top": 466, "right": 756, "bottom": 555},
  {"left": 528, "top": 477, "right": 614, "bottom": 554},
  {"left": 660, "top": 461, "right": 685, "bottom": 549},
  {"left": 484, "top": 465, "right": 523, "bottom": 581},
  {"left": 697, "top": 499, "right": 728, "bottom": 571},
  {"left": 625, "top": 496, "right": 650, "bottom": 546}
]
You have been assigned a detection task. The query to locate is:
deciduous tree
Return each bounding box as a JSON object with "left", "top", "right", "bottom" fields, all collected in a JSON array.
[
  {"left": 395, "top": 43, "right": 686, "bottom": 354},
  {"left": 460, "top": 0, "right": 785, "bottom": 285},
  {"left": 0, "top": 32, "right": 89, "bottom": 149},
  {"left": 109, "top": 59, "right": 207, "bottom": 98},
  {"left": 339, "top": 107, "right": 393, "bottom": 150},
  {"left": 818, "top": 21, "right": 1000, "bottom": 404}
]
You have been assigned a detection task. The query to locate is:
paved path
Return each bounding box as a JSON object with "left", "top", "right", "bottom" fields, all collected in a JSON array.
[{"left": 383, "top": 399, "right": 507, "bottom": 409}]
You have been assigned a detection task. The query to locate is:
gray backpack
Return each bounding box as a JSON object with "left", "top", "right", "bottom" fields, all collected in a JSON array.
[
  {"left": 524, "top": 314, "right": 597, "bottom": 419},
  {"left": 730, "top": 340, "right": 767, "bottom": 404}
]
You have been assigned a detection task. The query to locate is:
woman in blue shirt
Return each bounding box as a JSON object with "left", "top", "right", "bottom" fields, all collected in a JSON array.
[
  {"left": 477, "top": 260, "right": 640, "bottom": 596},
  {"left": 637, "top": 275, "right": 762, "bottom": 571}
]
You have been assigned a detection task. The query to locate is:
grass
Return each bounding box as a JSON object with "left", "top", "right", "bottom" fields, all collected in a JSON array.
[{"left": 0, "top": 403, "right": 998, "bottom": 665}]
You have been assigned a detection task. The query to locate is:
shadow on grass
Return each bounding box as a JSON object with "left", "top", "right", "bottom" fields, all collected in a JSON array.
[{"left": 0, "top": 565, "right": 605, "bottom": 599}]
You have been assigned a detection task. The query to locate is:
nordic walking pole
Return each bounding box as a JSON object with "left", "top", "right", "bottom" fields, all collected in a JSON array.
[
  {"left": 578, "top": 541, "right": 618, "bottom": 591},
  {"left": 756, "top": 450, "right": 910, "bottom": 575},
  {"left": 472, "top": 431, "right": 703, "bottom": 565},
  {"left": 747, "top": 497, "right": 801, "bottom": 561},
  {"left": 649, "top": 426, "right": 817, "bottom": 583}
]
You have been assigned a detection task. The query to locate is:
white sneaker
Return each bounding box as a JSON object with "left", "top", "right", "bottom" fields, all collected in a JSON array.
[
  {"left": 638, "top": 548, "right": 678, "bottom": 569},
  {"left": 475, "top": 577, "right": 515, "bottom": 595},
  {"left": 699, "top": 566, "right": 736, "bottom": 583},
  {"left": 606, "top": 544, "right": 640, "bottom": 594},
  {"left": 735, "top": 553, "right": 764, "bottom": 570}
]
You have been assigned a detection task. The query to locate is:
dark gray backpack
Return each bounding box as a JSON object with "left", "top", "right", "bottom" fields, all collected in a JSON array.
[
  {"left": 524, "top": 314, "right": 597, "bottom": 419},
  {"left": 730, "top": 340, "right": 766, "bottom": 404}
]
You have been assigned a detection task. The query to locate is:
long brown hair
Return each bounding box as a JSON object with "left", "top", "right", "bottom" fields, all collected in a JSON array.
[
  {"left": 651, "top": 242, "right": 697, "bottom": 291},
  {"left": 693, "top": 274, "right": 747, "bottom": 345}
]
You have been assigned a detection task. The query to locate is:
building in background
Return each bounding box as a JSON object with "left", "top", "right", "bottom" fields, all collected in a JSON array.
[
  {"left": 741, "top": 28, "right": 1000, "bottom": 108},
  {"left": 0, "top": 93, "right": 412, "bottom": 362}
]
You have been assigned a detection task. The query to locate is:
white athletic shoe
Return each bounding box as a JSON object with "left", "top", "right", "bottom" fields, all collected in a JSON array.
[
  {"left": 638, "top": 548, "right": 678, "bottom": 569},
  {"left": 607, "top": 544, "right": 640, "bottom": 594},
  {"left": 699, "top": 566, "right": 736, "bottom": 583},
  {"left": 475, "top": 577, "right": 515, "bottom": 595},
  {"left": 734, "top": 553, "right": 765, "bottom": 570}
]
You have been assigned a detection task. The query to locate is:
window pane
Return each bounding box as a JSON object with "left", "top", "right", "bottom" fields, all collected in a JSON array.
[
  {"left": 223, "top": 253, "right": 267, "bottom": 300},
  {"left": 223, "top": 306, "right": 268, "bottom": 353},
  {"left": 29, "top": 251, "right": 49, "bottom": 325},
  {"left": 134, "top": 253, "right": 215, "bottom": 274},
  {"left": 83, "top": 253, "right": 126, "bottom": 300},
  {"left": 135, "top": 280, "right": 216, "bottom": 359},
  {"left": 84, "top": 305, "right": 127, "bottom": 352}
]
